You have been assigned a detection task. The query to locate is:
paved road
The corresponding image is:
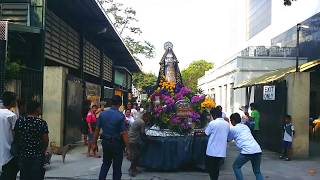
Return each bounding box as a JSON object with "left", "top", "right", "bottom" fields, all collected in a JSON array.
[{"left": 45, "top": 143, "right": 320, "bottom": 180}]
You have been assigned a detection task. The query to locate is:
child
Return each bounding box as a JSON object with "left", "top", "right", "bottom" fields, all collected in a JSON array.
[{"left": 280, "top": 115, "right": 295, "bottom": 161}]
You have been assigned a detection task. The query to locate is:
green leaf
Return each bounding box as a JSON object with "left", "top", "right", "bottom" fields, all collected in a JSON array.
[{"left": 181, "top": 60, "right": 214, "bottom": 93}]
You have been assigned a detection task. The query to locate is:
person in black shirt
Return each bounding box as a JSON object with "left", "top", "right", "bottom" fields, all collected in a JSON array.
[{"left": 14, "top": 101, "right": 49, "bottom": 180}]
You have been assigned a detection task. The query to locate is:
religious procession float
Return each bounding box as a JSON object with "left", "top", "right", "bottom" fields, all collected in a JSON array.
[{"left": 139, "top": 42, "right": 215, "bottom": 171}]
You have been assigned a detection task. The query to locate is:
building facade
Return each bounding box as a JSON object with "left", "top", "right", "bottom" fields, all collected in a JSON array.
[
  {"left": 222, "top": 0, "right": 320, "bottom": 63},
  {"left": 272, "top": 12, "right": 320, "bottom": 61},
  {"left": 0, "top": 0, "right": 140, "bottom": 146},
  {"left": 246, "top": 0, "right": 272, "bottom": 39},
  {"left": 198, "top": 46, "right": 307, "bottom": 116},
  {"left": 247, "top": 0, "right": 320, "bottom": 48}
]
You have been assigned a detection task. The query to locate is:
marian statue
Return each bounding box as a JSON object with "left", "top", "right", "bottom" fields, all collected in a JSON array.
[{"left": 157, "top": 42, "right": 183, "bottom": 86}]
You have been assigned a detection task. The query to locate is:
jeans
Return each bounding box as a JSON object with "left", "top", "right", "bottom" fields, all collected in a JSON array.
[
  {"left": 205, "top": 155, "right": 223, "bottom": 180},
  {"left": 233, "top": 153, "right": 263, "bottom": 180},
  {"left": 19, "top": 158, "right": 45, "bottom": 180},
  {"left": 0, "top": 158, "right": 19, "bottom": 180},
  {"left": 99, "top": 139, "right": 123, "bottom": 180}
]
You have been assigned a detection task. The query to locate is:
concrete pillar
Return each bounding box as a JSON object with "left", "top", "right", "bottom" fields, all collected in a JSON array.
[
  {"left": 286, "top": 72, "right": 310, "bottom": 158},
  {"left": 42, "top": 66, "right": 68, "bottom": 147}
]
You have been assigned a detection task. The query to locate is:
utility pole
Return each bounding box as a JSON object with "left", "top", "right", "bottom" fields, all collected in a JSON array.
[{"left": 296, "top": 23, "right": 301, "bottom": 72}]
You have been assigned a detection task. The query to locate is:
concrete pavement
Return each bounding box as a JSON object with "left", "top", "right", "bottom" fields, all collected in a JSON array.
[{"left": 45, "top": 142, "right": 320, "bottom": 180}]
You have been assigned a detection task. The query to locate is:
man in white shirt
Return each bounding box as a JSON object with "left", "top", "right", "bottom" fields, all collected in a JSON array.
[
  {"left": 205, "top": 108, "right": 230, "bottom": 180},
  {"left": 0, "top": 92, "right": 19, "bottom": 180},
  {"left": 228, "top": 113, "right": 263, "bottom": 180}
]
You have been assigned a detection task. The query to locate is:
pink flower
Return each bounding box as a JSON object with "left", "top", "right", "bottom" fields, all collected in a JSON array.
[{"left": 191, "top": 95, "right": 205, "bottom": 104}]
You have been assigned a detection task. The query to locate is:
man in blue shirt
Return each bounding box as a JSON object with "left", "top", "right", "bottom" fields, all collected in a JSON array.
[{"left": 93, "top": 95, "right": 129, "bottom": 180}]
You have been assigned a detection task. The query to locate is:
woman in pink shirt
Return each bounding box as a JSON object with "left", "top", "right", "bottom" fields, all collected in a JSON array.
[{"left": 86, "top": 105, "right": 98, "bottom": 157}]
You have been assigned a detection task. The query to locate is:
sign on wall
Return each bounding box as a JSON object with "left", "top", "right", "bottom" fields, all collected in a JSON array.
[{"left": 263, "top": 85, "right": 275, "bottom": 100}]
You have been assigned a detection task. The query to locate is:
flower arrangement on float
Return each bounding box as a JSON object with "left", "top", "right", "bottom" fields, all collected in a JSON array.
[{"left": 148, "top": 76, "right": 216, "bottom": 134}]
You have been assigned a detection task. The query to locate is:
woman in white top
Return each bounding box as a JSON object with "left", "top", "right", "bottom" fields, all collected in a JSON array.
[{"left": 228, "top": 113, "right": 264, "bottom": 180}]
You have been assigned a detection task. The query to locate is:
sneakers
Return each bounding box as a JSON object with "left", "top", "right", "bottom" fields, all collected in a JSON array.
[{"left": 279, "top": 155, "right": 291, "bottom": 161}]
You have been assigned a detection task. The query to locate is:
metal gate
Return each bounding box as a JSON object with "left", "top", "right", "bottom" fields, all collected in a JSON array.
[
  {"left": 63, "top": 76, "right": 83, "bottom": 145},
  {"left": 254, "top": 81, "right": 287, "bottom": 152},
  {"left": 19, "top": 67, "right": 43, "bottom": 105}
]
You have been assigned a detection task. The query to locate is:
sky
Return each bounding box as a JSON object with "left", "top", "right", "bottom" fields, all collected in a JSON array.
[
  {"left": 116, "top": 0, "right": 237, "bottom": 74},
  {"left": 111, "top": 0, "right": 320, "bottom": 74}
]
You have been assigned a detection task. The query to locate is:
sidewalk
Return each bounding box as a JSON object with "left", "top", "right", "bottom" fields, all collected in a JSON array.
[{"left": 45, "top": 143, "right": 320, "bottom": 180}]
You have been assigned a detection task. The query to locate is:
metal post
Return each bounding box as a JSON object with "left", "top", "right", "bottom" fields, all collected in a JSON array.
[
  {"left": 0, "top": 40, "right": 5, "bottom": 96},
  {"left": 0, "top": 21, "right": 8, "bottom": 96},
  {"left": 296, "top": 23, "right": 300, "bottom": 72}
]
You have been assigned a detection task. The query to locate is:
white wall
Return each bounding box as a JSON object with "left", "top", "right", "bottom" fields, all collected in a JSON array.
[{"left": 198, "top": 56, "right": 308, "bottom": 116}]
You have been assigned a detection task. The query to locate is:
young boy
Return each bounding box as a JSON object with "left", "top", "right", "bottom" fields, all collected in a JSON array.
[{"left": 280, "top": 115, "right": 295, "bottom": 161}]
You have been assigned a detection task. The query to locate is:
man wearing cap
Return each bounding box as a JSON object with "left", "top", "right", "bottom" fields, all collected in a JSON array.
[{"left": 93, "top": 95, "right": 129, "bottom": 180}]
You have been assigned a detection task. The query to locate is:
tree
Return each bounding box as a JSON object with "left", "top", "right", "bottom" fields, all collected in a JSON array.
[
  {"left": 132, "top": 72, "right": 157, "bottom": 91},
  {"left": 99, "top": 0, "right": 155, "bottom": 64},
  {"left": 181, "top": 60, "right": 214, "bottom": 93}
]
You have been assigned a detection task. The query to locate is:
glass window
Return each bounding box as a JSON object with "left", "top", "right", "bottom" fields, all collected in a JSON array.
[
  {"left": 247, "top": 0, "right": 271, "bottom": 39},
  {"left": 114, "top": 70, "right": 125, "bottom": 86}
]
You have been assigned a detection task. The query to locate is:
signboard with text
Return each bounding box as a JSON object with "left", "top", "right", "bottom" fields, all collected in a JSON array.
[
  {"left": 263, "top": 85, "right": 275, "bottom": 100},
  {"left": 175, "top": 100, "right": 192, "bottom": 117}
]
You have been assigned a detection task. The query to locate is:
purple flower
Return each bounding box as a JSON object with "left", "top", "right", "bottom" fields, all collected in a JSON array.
[
  {"left": 174, "top": 83, "right": 183, "bottom": 93},
  {"left": 179, "top": 86, "right": 192, "bottom": 96},
  {"left": 191, "top": 95, "right": 205, "bottom": 104},
  {"left": 175, "top": 92, "right": 184, "bottom": 101},
  {"left": 154, "top": 106, "right": 164, "bottom": 117},
  {"left": 189, "top": 111, "right": 200, "bottom": 122},
  {"left": 171, "top": 116, "right": 181, "bottom": 125},
  {"left": 180, "top": 122, "right": 191, "bottom": 130},
  {"left": 151, "top": 91, "right": 161, "bottom": 101},
  {"left": 163, "top": 95, "right": 175, "bottom": 107}
]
